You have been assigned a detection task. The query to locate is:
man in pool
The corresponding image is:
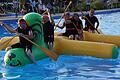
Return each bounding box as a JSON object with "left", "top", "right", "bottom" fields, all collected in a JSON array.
[
  {"left": 0, "top": 19, "right": 36, "bottom": 64},
  {"left": 42, "top": 10, "right": 55, "bottom": 50},
  {"left": 82, "top": 8, "right": 99, "bottom": 33},
  {"left": 56, "top": 12, "right": 77, "bottom": 40}
]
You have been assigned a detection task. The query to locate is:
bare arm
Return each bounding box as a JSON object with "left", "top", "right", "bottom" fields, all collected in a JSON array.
[
  {"left": 79, "top": 9, "right": 86, "bottom": 20},
  {"left": 81, "top": 16, "right": 86, "bottom": 20},
  {"left": 0, "top": 22, "right": 16, "bottom": 33},
  {"left": 55, "top": 22, "right": 65, "bottom": 29},
  {"left": 95, "top": 19, "right": 99, "bottom": 29}
]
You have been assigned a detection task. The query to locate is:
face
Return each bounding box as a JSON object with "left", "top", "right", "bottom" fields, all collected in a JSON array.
[
  {"left": 73, "top": 15, "right": 79, "bottom": 21},
  {"left": 64, "top": 14, "right": 70, "bottom": 21},
  {"left": 18, "top": 21, "right": 27, "bottom": 29},
  {"left": 89, "top": 9, "right": 95, "bottom": 17},
  {"left": 5, "top": 53, "right": 22, "bottom": 66},
  {"left": 42, "top": 17, "right": 49, "bottom": 23}
]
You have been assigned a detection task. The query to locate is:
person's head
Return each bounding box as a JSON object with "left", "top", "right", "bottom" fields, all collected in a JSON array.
[
  {"left": 18, "top": 18, "right": 28, "bottom": 29},
  {"left": 42, "top": 15, "right": 49, "bottom": 23},
  {"left": 73, "top": 13, "right": 79, "bottom": 21},
  {"left": 64, "top": 12, "right": 70, "bottom": 20},
  {"left": 89, "top": 8, "right": 95, "bottom": 17}
]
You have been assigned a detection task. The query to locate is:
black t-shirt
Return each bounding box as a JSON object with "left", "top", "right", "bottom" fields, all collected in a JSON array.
[
  {"left": 85, "top": 14, "right": 98, "bottom": 30},
  {"left": 43, "top": 21, "right": 54, "bottom": 43},
  {"left": 72, "top": 19, "right": 83, "bottom": 30},
  {"left": 43, "top": 21, "right": 54, "bottom": 37},
  {"left": 16, "top": 27, "right": 33, "bottom": 45},
  {"left": 64, "top": 18, "right": 75, "bottom": 33},
  {"left": 72, "top": 18, "right": 83, "bottom": 34}
]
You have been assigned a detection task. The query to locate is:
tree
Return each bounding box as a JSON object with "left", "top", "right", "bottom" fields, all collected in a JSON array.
[{"left": 0, "top": 0, "right": 12, "bottom": 2}]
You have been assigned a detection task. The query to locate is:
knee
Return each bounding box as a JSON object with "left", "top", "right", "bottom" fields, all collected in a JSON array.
[
  {"left": 26, "top": 49, "right": 31, "bottom": 55},
  {"left": 5, "top": 47, "right": 12, "bottom": 51},
  {"left": 75, "top": 35, "right": 79, "bottom": 40},
  {"left": 69, "top": 35, "right": 74, "bottom": 40}
]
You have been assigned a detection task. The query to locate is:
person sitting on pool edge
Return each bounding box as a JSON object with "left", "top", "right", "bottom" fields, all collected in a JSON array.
[
  {"left": 81, "top": 8, "right": 99, "bottom": 33},
  {"left": 0, "top": 19, "right": 36, "bottom": 64}
]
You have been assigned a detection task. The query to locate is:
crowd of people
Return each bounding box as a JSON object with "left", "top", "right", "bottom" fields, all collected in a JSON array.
[
  {"left": 19, "top": 0, "right": 54, "bottom": 15},
  {"left": 38, "top": 9, "right": 98, "bottom": 50},
  {"left": 56, "top": 8, "right": 99, "bottom": 40}
]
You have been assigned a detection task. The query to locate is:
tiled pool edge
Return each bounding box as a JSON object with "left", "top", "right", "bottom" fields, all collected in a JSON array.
[
  {"left": 0, "top": 8, "right": 120, "bottom": 20},
  {"left": 52, "top": 8, "right": 120, "bottom": 19}
]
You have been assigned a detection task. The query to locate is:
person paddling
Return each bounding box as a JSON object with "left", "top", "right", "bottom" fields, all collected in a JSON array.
[
  {"left": 56, "top": 12, "right": 76, "bottom": 40},
  {"left": 0, "top": 19, "right": 36, "bottom": 64},
  {"left": 72, "top": 13, "right": 84, "bottom": 40},
  {"left": 82, "top": 8, "right": 99, "bottom": 33},
  {"left": 42, "top": 11, "right": 55, "bottom": 50}
]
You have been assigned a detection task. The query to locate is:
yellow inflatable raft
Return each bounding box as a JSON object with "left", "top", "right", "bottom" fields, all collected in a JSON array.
[
  {"left": 0, "top": 31, "right": 119, "bottom": 59},
  {"left": 53, "top": 36, "right": 118, "bottom": 59},
  {"left": 84, "top": 31, "right": 120, "bottom": 47}
]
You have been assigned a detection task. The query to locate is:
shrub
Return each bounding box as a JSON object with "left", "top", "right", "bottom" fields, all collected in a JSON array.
[{"left": 91, "top": 1, "right": 104, "bottom": 10}]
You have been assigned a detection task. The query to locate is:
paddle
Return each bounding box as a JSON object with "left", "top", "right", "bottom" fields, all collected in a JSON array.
[
  {"left": 42, "top": 10, "right": 48, "bottom": 15},
  {"left": 94, "top": 28, "right": 100, "bottom": 34},
  {"left": 47, "top": 9, "right": 55, "bottom": 25},
  {"left": 16, "top": 33, "right": 58, "bottom": 61},
  {"left": 0, "top": 36, "right": 17, "bottom": 50},
  {"left": 0, "top": 21, "right": 58, "bottom": 61},
  {"left": 54, "top": 1, "right": 72, "bottom": 30},
  {"left": 0, "top": 33, "right": 58, "bottom": 61},
  {"left": 0, "top": 10, "right": 53, "bottom": 50},
  {"left": 72, "top": 23, "right": 84, "bottom": 40},
  {"left": 80, "top": 10, "right": 100, "bottom": 34},
  {"left": 84, "top": 17, "right": 100, "bottom": 34}
]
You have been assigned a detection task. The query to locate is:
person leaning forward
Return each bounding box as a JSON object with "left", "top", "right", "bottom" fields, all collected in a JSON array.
[
  {"left": 72, "top": 13, "right": 84, "bottom": 40},
  {"left": 0, "top": 18, "right": 36, "bottom": 64},
  {"left": 56, "top": 12, "right": 77, "bottom": 40}
]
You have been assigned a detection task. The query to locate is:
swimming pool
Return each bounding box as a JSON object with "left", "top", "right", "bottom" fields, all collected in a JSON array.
[{"left": 0, "top": 11, "right": 120, "bottom": 80}]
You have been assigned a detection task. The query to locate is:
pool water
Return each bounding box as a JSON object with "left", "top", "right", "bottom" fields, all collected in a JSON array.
[
  {"left": 0, "top": 19, "right": 17, "bottom": 38},
  {"left": 0, "top": 12, "right": 120, "bottom": 80}
]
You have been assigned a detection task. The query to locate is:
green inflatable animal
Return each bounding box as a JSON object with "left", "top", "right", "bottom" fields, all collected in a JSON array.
[{"left": 4, "top": 13, "right": 48, "bottom": 66}]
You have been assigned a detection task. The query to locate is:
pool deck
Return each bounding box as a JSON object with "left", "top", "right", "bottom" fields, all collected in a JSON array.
[
  {"left": 0, "top": 15, "right": 22, "bottom": 20},
  {"left": 0, "top": 8, "right": 120, "bottom": 20}
]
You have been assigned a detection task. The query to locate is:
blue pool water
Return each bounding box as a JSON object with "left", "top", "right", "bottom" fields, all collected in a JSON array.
[{"left": 0, "top": 11, "right": 120, "bottom": 80}]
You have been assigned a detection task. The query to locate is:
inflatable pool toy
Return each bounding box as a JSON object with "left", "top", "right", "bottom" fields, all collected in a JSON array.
[
  {"left": 3, "top": 13, "right": 50, "bottom": 66},
  {"left": 83, "top": 31, "right": 120, "bottom": 47},
  {"left": 1, "top": 32, "right": 119, "bottom": 67},
  {"left": 1, "top": 32, "right": 119, "bottom": 63},
  {"left": 53, "top": 36, "right": 118, "bottom": 59},
  {"left": 2, "top": 73, "right": 21, "bottom": 79},
  {"left": 0, "top": 13, "right": 119, "bottom": 67}
]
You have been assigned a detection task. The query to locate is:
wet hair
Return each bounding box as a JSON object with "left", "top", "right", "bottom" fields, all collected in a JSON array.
[
  {"left": 90, "top": 8, "right": 95, "bottom": 12},
  {"left": 18, "top": 18, "right": 28, "bottom": 27},
  {"left": 42, "top": 15, "right": 49, "bottom": 19},
  {"left": 73, "top": 13, "right": 79, "bottom": 17},
  {"left": 18, "top": 18, "right": 26, "bottom": 23}
]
